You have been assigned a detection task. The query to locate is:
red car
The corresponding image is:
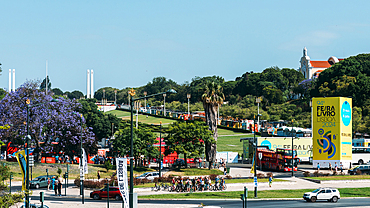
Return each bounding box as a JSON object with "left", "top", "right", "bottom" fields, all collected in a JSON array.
[{"left": 90, "top": 187, "right": 122, "bottom": 200}]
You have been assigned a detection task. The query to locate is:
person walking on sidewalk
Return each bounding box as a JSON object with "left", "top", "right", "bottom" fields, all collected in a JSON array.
[
  {"left": 97, "top": 170, "right": 101, "bottom": 180},
  {"left": 51, "top": 176, "right": 56, "bottom": 191},
  {"left": 57, "top": 177, "right": 62, "bottom": 196},
  {"left": 54, "top": 177, "right": 59, "bottom": 196},
  {"left": 317, "top": 163, "right": 320, "bottom": 171},
  {"left": 269, "top": 174, "right": 273, "bottom": 187}
]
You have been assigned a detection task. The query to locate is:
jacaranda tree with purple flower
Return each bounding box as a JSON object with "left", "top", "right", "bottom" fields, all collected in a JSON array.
[{"left": 0, "top": 81, "right": 96, "bottom": 162}]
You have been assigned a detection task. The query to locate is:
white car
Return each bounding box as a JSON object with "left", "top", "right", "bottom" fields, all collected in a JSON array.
[
  {"left": 135, "top": 172, "right": 159, "bottom": 181},
  {"left": 303, "top": 188, "right": 340, "bottom": 203}
]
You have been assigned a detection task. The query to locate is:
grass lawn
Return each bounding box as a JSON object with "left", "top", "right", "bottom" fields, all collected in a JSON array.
[
  {"left": 138, "top": 187, "right": 370, "bottom": 199},
  {"left": 217, "top": 135, "right": 254, "bottom": 154},
  {"left": 105, "top": 110, "right": 131, "bottom": 118},
  {"left": 217, "top": 128, "right": 252, "bottom": 136},
  {"left": 306, "top": 174, "right": 370, "bottom": 181},
  {"left": 4, "top": 161, "right": 155, "bottom": 181}
]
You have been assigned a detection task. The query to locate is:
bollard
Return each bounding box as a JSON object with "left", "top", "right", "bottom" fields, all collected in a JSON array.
[
  {"left": 244, "top": 186, "right": 248, "bottom": 208},
  {"left": 9, "top": 173, "right": 13, "bottom": 194},
  {"left": 106, "top": 179, "right": 110, "bottom": 208},
  {"left": 40, "top": 192, "right": 44, "bottom": 208}
]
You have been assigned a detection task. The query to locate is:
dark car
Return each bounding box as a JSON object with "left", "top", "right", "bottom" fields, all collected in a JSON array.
[
  {"left": 30, "top": 175, "right": 56, "bottom": 189},
  {"left": 90, "top": 187, "right": 122, "bottom": 200},
  {"left": 173, "top": 159, "right": 186, "bottom": 167},
  {"left": 348, "top": 165, "right": 370, "bottom": 175}
]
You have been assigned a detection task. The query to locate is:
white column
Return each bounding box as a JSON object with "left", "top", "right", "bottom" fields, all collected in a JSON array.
[
  {"left": 90, "top": 70, "right": 94, "bottom": 98},
  {"left": 12, "top": 69, "right": 15, "bottom": 92},
  {"left": 8, "top": 69, "right": 11, "bottom": 93},
  {"left": 46, "top": 60, "right": 48, "bottom": 95},
  {"left": 87, "top": 69, "right": 90, "bottom": 98}
]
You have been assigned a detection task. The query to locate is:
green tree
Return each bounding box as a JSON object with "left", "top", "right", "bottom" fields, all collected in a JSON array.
[
  {"left": 164, "top": 121, "right": 213, "bottom": 167},
  {"left": 113, "top": 125, "right": 158, "bottom": 168},
  {"left": 51, "top": 88, "right": 63, "bottom": 96},
  {"left": 40, "top": 76, "right": 51, "bottom": 90},
  {"left": 201, "top": 81, "right": 224, "bottom": 168}
]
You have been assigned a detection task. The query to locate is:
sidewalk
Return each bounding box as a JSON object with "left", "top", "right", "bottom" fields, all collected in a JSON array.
[{"left": 9, "top": 167, "right": 370, "bottom": 208}]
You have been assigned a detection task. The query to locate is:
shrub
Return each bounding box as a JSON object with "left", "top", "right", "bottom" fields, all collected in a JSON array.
[
  {"left": 332, "top": 171, "right": 337, "bottom": 176},
  {"left": 323, "top": 173, "right": 330, "bottom": 177},
  {"left": 57, "top": 167, "right": 62, "bottom": 176},
  {"left": 256, "top": 173, "right": 265, "bottom": 178},
  {"left": 74, "top": 178, "right": 106, "bottom": 189},
  {"left": 313, "top": 171, "right": 320, "bottom": 177},
  {"left": 0, "top": 192, "right": 24, "bottom": 208},
  {"left": 356, "top": 169, "right": 362, "bottom": 175},
  {"left": 225, "top": 175, "right": 232, "bottom": 179},
  {"left": 303, "top": 171, "right": 310, "bottom": 177},
  {"left": 209, "top": 174, "right": 218, "bottom": 180},
  {"left": 266, "top": 172, "right": 273, "bottom": 177},
  {"left": 104, "top": 161, "right": 113, "bottom": 172}
]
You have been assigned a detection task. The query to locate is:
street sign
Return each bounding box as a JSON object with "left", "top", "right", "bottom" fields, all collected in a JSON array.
[
  {"left": 29, "top": 155, "right": 34, "bottom": 167},
  {"left": 254, "top": 176, "right": 257, "bottom": 187},
  {"left": 258, "top": 153, "right": 262, "bottom": 160}
]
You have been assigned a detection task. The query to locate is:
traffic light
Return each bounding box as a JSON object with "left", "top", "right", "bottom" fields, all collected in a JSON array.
[
  {"left": 240, "top": 194, "right": 245, "bottom": 201},
  {"left": 65, "top": 172, "right": 68, "bottom": 179},
  {"left": 10, "top": 174, "right": 13, "bottom": 180}
]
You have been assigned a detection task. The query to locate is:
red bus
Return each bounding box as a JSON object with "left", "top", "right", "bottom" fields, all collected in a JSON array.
[{"left": 256, "top": 147, "right": 299, "bottom": 172}]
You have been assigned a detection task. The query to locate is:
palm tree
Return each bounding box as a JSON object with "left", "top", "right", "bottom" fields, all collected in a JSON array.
[{"left": 201, "top": 81, "right": 224, "bottom": 169}]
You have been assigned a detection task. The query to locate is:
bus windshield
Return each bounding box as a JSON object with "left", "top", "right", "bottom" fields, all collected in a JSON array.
[{"left": 284, "top": 150, "right": 298, "bottom": 157}]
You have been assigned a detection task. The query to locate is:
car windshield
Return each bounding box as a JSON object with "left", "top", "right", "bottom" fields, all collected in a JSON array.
[
  {"left": 32, "top": 177, "right": 42, "bottom": 181},
  {"left": 312, "top": 189, "right": 321, "bottom": 193}
]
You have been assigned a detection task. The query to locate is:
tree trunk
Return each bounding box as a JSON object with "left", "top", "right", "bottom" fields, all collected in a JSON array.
[
  {"left": 184, "top": 153, "right": 187, "bottom": 168},
  {"left": 203, "top": 102, "right": 218, "bottom": 169}
]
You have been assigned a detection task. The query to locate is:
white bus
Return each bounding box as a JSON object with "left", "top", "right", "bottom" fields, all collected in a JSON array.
[{"left": 352, "top": 147, "right": 370, "bottom": 165}]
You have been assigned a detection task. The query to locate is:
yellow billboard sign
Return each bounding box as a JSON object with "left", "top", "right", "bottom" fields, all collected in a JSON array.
[
  {"left": 258, "top": 137, "right": 312, "bottom": 161},
  {"left": 312, "top": 97, "right": 352, "bottom": 163}
]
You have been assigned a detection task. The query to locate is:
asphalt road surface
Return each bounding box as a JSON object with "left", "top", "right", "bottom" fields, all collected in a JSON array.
[{"left": 27, "top": 197, "right": 370, "bottom": 208}]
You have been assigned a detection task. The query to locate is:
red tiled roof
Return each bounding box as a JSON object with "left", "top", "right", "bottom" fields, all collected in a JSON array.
[{"left": 310, "top": 61, "right": 331, "bottom": 68}]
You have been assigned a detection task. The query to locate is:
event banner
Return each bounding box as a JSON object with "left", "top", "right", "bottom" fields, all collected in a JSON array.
[
  {"left": 116, "top": 158, "right": 129, "bottom": 208},
  {"left": 312, "top": 97, "right": 352, "bottom": 163},
  {"left": 15, "top": 150, "right": 27, "bottom": 191},
  {"left": 79, "top": 148, "right": 88, "bottom": 177}
]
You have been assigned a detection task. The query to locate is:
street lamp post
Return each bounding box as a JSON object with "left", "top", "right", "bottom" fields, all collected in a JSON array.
[
  {"left": 291, "top": 120, "right": 295, "bottom": 177},
  {"left": 253, "top": 115, "right": 257, "bottom": 198},
  {"left": 163, "top": 93, "right": 166, "bottom": 117},
  {"left": 25, "top": 98, "right": 58, "bottom": 208},
  {"left": 159, "top": 121, "right": 162, "bottom": 178},
  {"left": 114, "top": 90, "right": 117, "bottom": 105},
  {"left": 187, "top": 94, "right": 191, "bottom": 117},
  {"left": 128, "top": 89, "right": 176, "bottom": 208},
  {"left": 103, "top": 89, "right": 105, "bottom": 105},
  {"left": 144, "top": 91, "right": 147, "bottom": 111}
]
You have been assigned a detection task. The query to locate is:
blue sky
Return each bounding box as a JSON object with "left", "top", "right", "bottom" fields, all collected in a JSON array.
[{"left": 1, "top": 1, "right": 370, "bottom": 93}]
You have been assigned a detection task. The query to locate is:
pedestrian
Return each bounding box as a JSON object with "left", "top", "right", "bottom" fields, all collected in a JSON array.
[
  {"left": 51, "top": 176, "right": 56, "bottom": 191},
  {"left": 317, "top": 163, "right": 320, "bottom": 171},
  {"left": 47, "top": 177, "right": 51, "bottom": 191},
  {"left": 269, "top": 174, "right": 273, "bottom": 187},
  {"left": 97, "top": 170, "right": 101, "bottom": 180},
  {"left": 334, "top": 162, "right": 338, "bottom": 172},
  {"left": 54, "top": 177, "right": 59, "bottom": 196},
  {"left": 58, "top": 177, "right": 62, "bottom": 196},
  {"left": 224, "top": 166, "right": 227, "bottom": 176},
  {"left": 340, "top": 162, "right": 343, "bottom": 173},
  {"left": 329, "top": 163, "right": 332, "bottom": 171}
]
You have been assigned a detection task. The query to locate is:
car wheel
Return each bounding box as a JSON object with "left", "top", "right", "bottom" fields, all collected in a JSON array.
[
  {"left": 311, "top": 196, "right": 316, "bottom": 202},
  {"left": 35, "top": 184, "right": 40, "bottom": 189},
  {"left": 93, "top": 194, "right": 100, "bottom": 200},
  {"left": 332, "top": 196, "right": 338, "bottom": 203},
  {"left": 359, "top": 160, "right": 364, "bottom": 165},
  {"left": 115, "top": 195, "right": 122, "bottom": 200}
]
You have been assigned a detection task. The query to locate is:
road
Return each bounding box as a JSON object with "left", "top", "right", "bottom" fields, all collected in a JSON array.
[{"left": 23, "top": 197, "right": 370, "bottom": 208}]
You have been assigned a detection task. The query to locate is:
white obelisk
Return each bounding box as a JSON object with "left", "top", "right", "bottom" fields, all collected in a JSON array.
[
  {"left": 8, "top": 69, "right": 11, "bottom": 93},
  {"left": 91, "top": 70, "right": 94, "bottom": 98},
  {"left": 12, "top": 69, "right": 15, "bottom": 92},
  {"left": 46, "top": 60, "right": 48, "bottom": 95},
  {"left": 87, "top": 69, "right": 90, "bottom": 98}
]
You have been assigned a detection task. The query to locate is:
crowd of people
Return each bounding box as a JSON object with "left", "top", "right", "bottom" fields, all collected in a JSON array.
[{"left": 154, "top": 176, "right": 227, "bottom": 192}]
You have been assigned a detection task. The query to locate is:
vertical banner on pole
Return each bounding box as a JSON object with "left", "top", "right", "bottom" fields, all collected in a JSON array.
[
  {"left": 15, "top": 150, "right": 27, "bottom": 191},
  {"left": 82, "top": 148, "right": 88, "bottom": 174},
  {"left": 116, "top": 158, "right": 129, "bottom": 208}
]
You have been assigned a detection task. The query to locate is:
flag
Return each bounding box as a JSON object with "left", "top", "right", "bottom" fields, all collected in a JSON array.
[
  {"left": 116, "top": 158, "right": 129, "bottom": 208},
  {"left": 250, "top": 156, "right": 255, "bottom": 174},
  {"left": 79, "top": 148, "right": 88, "bottom": 175},
  {"left": 15, "top": 150, "right": 27, "bottom": 191}
]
